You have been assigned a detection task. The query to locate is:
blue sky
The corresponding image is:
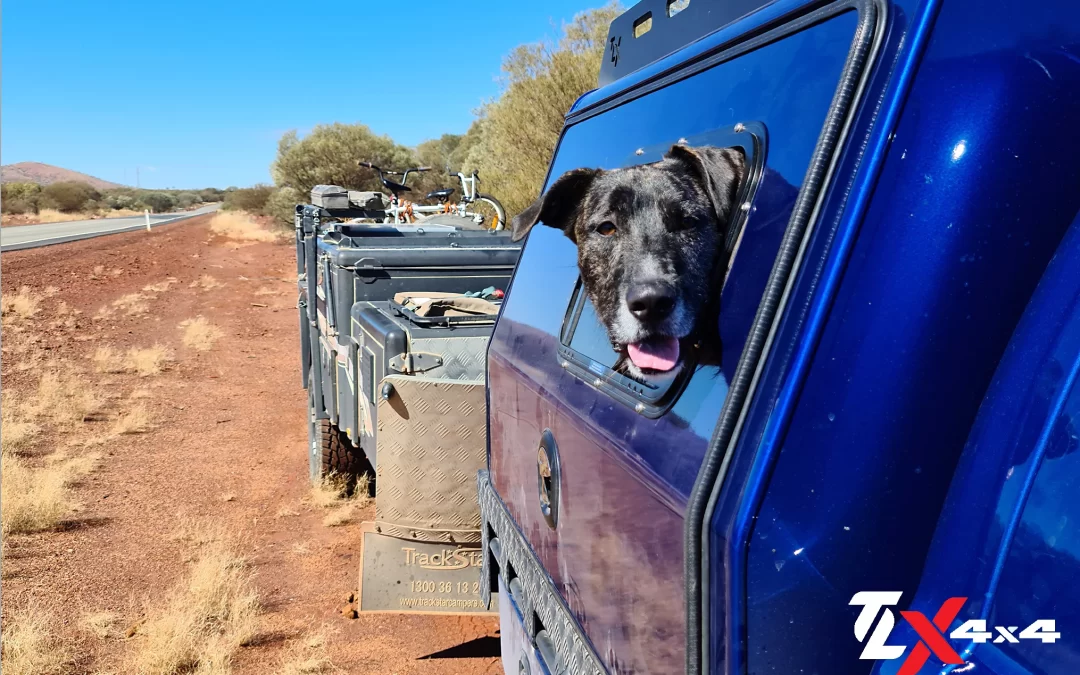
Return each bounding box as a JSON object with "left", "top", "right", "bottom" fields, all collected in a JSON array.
[{"left": 2, "top": 0, "right": 608, "bottom": 189}]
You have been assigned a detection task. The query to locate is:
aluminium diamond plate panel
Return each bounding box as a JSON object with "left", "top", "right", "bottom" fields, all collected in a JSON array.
[{"left": 375, "top": 376, "right": 486, "bottom": 544}]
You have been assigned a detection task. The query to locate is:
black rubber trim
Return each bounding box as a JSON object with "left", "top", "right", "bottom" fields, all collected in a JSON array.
[{"left": 682, "top": 1, "right": 886, "bottom": 673}]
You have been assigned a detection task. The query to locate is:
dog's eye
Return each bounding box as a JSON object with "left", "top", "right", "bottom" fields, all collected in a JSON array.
[{"left": 595, "top": 222, "right": 617, "bottom": 236}]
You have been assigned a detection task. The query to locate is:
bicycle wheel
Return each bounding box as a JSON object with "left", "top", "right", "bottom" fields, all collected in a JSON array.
[{"left": 466, "top": 194, "right": 507, "bottom": 230}]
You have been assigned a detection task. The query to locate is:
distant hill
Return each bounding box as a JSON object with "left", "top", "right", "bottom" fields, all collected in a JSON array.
[{"left": 1, "top": 162, "right": 122, "bottom": 191}]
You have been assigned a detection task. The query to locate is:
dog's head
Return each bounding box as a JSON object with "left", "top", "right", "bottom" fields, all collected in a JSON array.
[{"left": 511, "top": 144, "right": 745, "bottom": 378}]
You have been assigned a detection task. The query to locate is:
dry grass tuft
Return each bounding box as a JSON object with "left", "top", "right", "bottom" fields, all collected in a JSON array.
[
  {"left": 111, "top": 293, "right": 150, "bottom": 316},
  {"left": 143, "top": 278, "right": 179, "bottom": 293},
  {"left": 290, "top": 541, "right": 312, "bottom": 556},
  {"left": 112, "top": 405, "right": 152, "bottom": 435},
  {"left": 278, "top": 629, "right": 338, "bottom": 675},
  {"left": 34, "top": 208, "right": 87, "bottom": 224},
  {"left": 125, "top": 345, "right": 174, "bottom": 376},
  {"left": 1, "top": 451, "right": 75, "bottom": 535},
  {"left": 26, "top": 370, "right": 105, "bottom": 428},
  {"left": 1, "top": 396, "right": 41, "bottom": 455},
  {"left": 82, "top": 610, "right": 123, "bottom": 640},
  {"left": 275, "top": 504, "right": 301, "bottom": 518},
  {"left": 179, "top": 316, "right": 224, "bottom": 351},
  {"left": 321, "top": 507, "right": 354, "bottom": 528},
  {"left": 93, "top": 345, "right": 126, "bottom": 373},
  {"left": 1, "top": 286, "right": 42, "bottom": 322},
  {"left": 48, "top": 300, "right": 79, "bottom": 331},
  {"left": 190, "top": 274, "right": 224, "bottom": 291},
  {"left": 169, "top": 519, "right": 227, "bottom": 547},
  {"left": 309, "top": 473, "right": 352, "bottom": 509},
  {"left": 130, "top": 535, "right": 260, "bottom": 675},
  {"left": 311, "top": 473, "right": 371, "bottom": 528},
  {"left": 1, "top": 602, "right": 74, "bottom": 675},
  {"left": 209, "top": 212, "right": 279, "bottom": 243}
]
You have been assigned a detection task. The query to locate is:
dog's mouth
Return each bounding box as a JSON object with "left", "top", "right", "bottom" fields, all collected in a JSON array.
[{"left": 626, "top": 336, "right": 681, "bottom": 373}]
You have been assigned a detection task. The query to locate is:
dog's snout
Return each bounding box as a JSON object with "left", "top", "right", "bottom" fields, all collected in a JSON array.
[{"left": 626, "top": 281, "right": 676, "bottom": 322}]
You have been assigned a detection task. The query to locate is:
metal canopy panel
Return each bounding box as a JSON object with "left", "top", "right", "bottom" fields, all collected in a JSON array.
[{"left": 599, "top": 0, "right": 778, "bottom": 86}]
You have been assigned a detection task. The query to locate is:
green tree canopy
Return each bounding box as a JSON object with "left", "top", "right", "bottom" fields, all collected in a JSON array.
[{"left": 271, "top": 123, "right": 418, "bottom": 198}]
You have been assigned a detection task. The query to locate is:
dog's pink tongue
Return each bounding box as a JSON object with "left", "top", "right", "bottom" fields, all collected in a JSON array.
[{"left": 627, "top": 337, "right": 680, "bottom": 372}]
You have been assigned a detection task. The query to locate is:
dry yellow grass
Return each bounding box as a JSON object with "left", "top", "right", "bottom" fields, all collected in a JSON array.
[
  {"left": 275, "top": 504, "right": 301, "bottom": 518},
  {"left": 125, "top": 345, "right": 174, "bottom": 376},
  {"left": 143, "top": 277, "right": 179, "bottom": 293},
  {"left": 111, "top": 292, "right": 150, "bottom": 316},
  {"left": 278, "top": 630, "right": 337, "bottom": 675},
  {"left": 34, "top": 208, "right": 88, "bottom": 224},
  {"left": 290, "top": 541, "right": 312, "bottom": 556},
  {"left": 112, "top": 405, "right": 152, "bottom": 435},
  {"left": 26, "top": 208, "right": 144, "bottom": 224},
  {"left": 1, "top": 395, "right": 41, "bottom": 455},
  {"left": 48, "top": 300, "right": 79, "bottom": 331},
  {"left": 311, "top": 473, "right": 371, "bottom": 528},
  {"left": 169, "top": 518, "right": 227, "bottom": 547},
  {"left": 93, "top": 345, "right": 126, "bottom": 373},
  {"left": 179, "top": 316, "right": 224, "bottom": 351},
  {"left": 321, "top": 506, "right": 354, "bottom": 527},
  {"left": 1, "top": 602, "right": 73, "bottom": 675},
  {"left": 209, "top": 212, "right": 278, "bottom": 243},
  {"left": 104, "top": 208, "right": 144, "bottom": 218},
  {"left": 1, "top": 451, "right": 74, "bottom": 535},
  {"left": 190, "top": 274, "right": 224, "bottom": 291},
  {"left": 25, "top": 370, "right": 105, "bottom": 428},
  {"left": 130, "top": 534, "right": 260, "bottom": 675},
  {"left": 1, "top": 286, "right": 41, "bottom": 321},
  {"left": 82, "top": 610, "right": 123, "bottom": 640}
]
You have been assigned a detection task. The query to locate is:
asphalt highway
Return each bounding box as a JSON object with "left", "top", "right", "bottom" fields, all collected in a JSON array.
[{"left": 0, "top": 203, "right": 220, "bottom": 252}]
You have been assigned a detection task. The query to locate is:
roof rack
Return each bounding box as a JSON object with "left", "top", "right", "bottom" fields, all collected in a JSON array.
[{"left": 599, "top": 0, "right": 774, "bottom": 87}]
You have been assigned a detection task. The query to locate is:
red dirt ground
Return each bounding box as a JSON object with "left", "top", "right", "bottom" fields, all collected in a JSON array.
[{"left": 1, "top": 215, "right": 500, "bottom": 674}]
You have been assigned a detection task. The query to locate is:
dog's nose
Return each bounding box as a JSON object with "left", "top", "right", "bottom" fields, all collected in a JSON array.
[{"left": 626, "top": 281, "right": 676, "bottom": 322}]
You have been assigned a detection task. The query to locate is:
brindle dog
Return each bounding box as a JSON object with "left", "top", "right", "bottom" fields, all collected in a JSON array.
[{"left": 511, "top": 144, "right": 745, "bottom": 378}]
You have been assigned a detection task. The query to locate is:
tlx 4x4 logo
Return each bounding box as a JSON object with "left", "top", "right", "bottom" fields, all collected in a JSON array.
[{"left": 850, "top": 592, "right": 1059, "bottom": 675}]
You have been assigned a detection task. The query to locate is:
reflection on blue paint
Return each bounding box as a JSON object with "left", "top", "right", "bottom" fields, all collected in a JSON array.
[{"left": 952, "top": 139, "right": 968, "bottom": 162}]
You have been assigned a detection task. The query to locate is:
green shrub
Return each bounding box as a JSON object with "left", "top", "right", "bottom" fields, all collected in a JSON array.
[
  {"left": 222, "top": 185, "right": 274, "bottom": 213},
  {"left": 40, "top": 182, "right": 100, "bottom": 213},
  {"left": 264, "top": 186, "right": 301, "bottom": 230},
  {"left": 104, "top": 191, "right": 141, "bottom": 211},
  {"left": 199, "top": 188, "right": 224, "bottom": 203},
  {"left": 141, "top": 191, "right": 177, "bottom": 213},
  {"left": 2, "top": 183, "right": 41, "bottom": 214},
  {"left": 271, "top": 123, "right": 418, "bottom": 197},
  {"left": 265, "top": 3, "right": 619, "bottom": 217},
  {"left": 464, "top": 3, "right": 619, "bottom": 215},
  {"left": 2, "top": 198, "right": 34, "bottom": 215},
  {"left": 175, "top": 191, "right": 200, "bottom": 209}
]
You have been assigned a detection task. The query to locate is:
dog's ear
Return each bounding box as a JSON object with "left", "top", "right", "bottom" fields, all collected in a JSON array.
[
  {"left": 666, "top": 145, "right": 746, "bottom": 224},
  {"left": 510, "top": 168, "right": 600, "bottom": 243}
]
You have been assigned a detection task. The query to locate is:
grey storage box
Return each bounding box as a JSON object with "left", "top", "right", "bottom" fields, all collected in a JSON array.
[
  {"left": 311, "top": 185, "right": 349, "bottom": 210},
  {"left": 348, "top": 191, "right": 386, "bottom": 211}
]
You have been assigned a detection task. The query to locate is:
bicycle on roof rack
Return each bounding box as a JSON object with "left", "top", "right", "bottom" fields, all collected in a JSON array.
[
  {"left": 427, "top": 168, "right": 506, "bottom": 231},
  {"left": 358, "top": 161, "right": 506, "bottom": 230},
  {"left": 357, "top": 161, "right": 440, "bottom": 225}
]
